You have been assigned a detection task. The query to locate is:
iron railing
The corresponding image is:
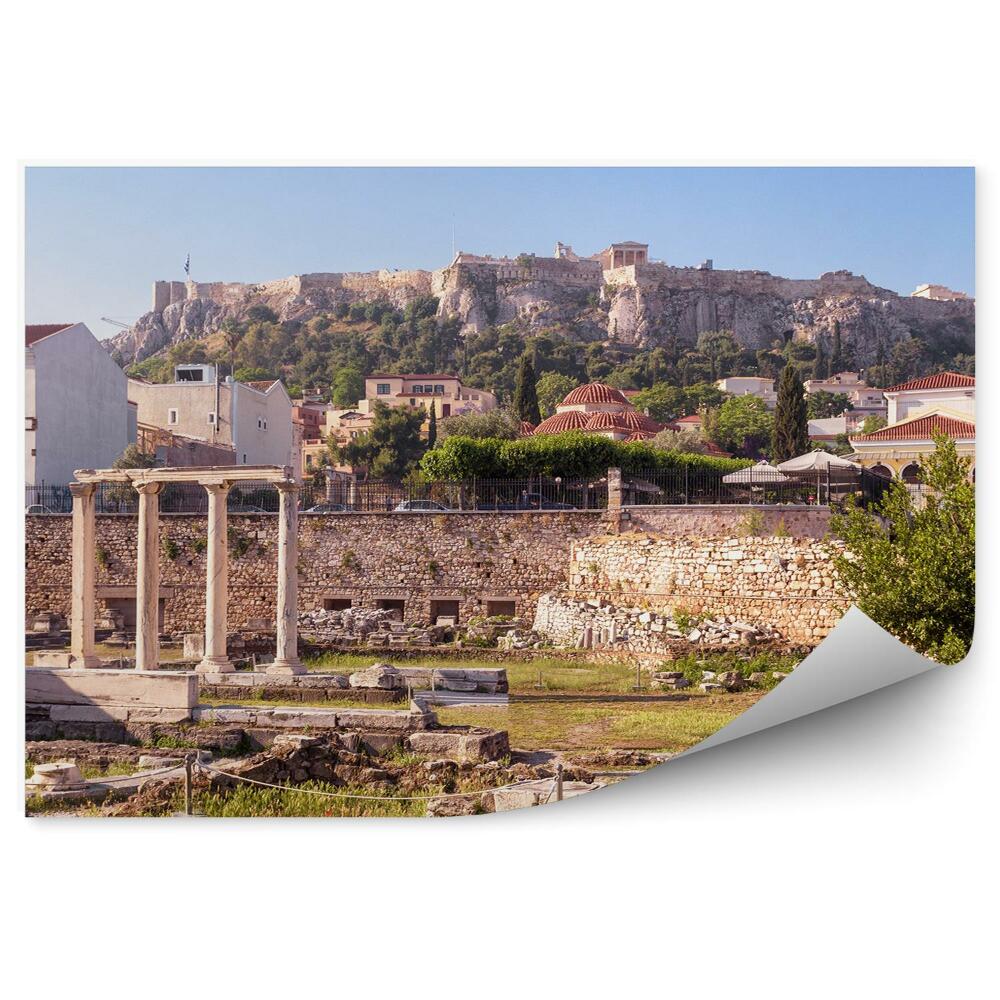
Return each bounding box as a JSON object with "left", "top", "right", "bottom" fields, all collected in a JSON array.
[
  {"left": 24, "top": 468, "right": 900, "bottom": 515},
  {"left": 620, "top": 466, "right": 896, "bottom": 508}
]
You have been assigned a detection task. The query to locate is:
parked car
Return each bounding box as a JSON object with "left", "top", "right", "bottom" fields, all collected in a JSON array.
[
  {"left": 393, "top": 500, "right": 451, "bottom": 512},
  {"left": 507, "top": 492, "right": 577, "bottom": 511},
  {"left": 25, "top": 503, "right": 55, "bottom": 514},
  {"left": 304, "top": 502, "right": 348, "bottom": 513},
  {"left": 228, "top": 504, "right": 268, "bottom": 514}
]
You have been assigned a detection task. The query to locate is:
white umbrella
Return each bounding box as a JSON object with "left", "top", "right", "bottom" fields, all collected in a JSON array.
[
  {"left": 777, "top": 449, "right": 860, "bottom": 473},
  {"left": 722, "top": 460, "right": 790, "bottom": 484}
]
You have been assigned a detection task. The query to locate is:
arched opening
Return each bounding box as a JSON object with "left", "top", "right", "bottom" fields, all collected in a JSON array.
[
  {"left": 869, "top": 464, "right": 892, "bottom": 479},
  {"left": 900, "top": 463, "right": 922, "bottom": 484}
]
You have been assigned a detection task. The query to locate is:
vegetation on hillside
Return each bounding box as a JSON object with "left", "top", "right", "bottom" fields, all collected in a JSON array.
[{"left": 125, "top": 304, "right": 974, "bottom": 409}]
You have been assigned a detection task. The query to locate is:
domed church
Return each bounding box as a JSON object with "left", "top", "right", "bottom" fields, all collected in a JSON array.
[{"left": 531, "top": 382, "right": 663, "bottom": 441}]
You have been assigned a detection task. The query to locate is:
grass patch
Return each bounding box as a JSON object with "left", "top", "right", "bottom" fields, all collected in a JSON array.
[
  {"left": 435, "top": 691, "right": 762, "bottom": 753},
  {"left": 198, "top": 782, "right": 428, "bottom": 818}
]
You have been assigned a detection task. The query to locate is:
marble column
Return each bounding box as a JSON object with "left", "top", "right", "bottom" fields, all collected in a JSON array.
[
  {"left": 68, "top": 482, "right": 101, "bottom": 668},
  {"left": 134, "top": 481, "right": 163, "bottom": 671},
  {"left": 268, "top": 480, "right": 305, "bottom": 674},
  {"left": 197, "top": 482, "right": 233, "bottom": 673}
]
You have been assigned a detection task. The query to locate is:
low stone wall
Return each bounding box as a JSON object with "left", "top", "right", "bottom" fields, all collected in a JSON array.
[{"left": 541, "top": 533, "right": 847, "bottom": 646}]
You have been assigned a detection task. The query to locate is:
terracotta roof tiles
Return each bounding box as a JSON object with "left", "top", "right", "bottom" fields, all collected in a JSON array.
[
  {"left": 884, "top": 372, "right": 975, "bottom": 392},
  {"left": 850, "top": 414, "right": 975, "bottom": 442}
]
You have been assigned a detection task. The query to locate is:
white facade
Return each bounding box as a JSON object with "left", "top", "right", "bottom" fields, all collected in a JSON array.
[
  {"left": 128, "top": 370, "right": 294, "bottom": 469},
  {"left": 887, "top": 384, "right": 975, "bottom": 425},
  {"left": 716, "top": 376, "right": 777, "bottom": 409},
  {"left": 25, "top": 323, "right": 134, "bottom": 484}
]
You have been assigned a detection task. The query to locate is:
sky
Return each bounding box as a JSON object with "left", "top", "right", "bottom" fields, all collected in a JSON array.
[{"left": 25, "top": 166, "right": 975, "bottom": 340}]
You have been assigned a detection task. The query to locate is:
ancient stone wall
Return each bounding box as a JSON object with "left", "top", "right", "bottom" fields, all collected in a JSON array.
[
  {"left": 26, "top": 506, "right": 841, "bottom": 642},
  {"left": 25, "top": 511, "right": 607, "bottom": 633},
  {"left": 557, "top": 534, "right": 847, "bottom": 644}
]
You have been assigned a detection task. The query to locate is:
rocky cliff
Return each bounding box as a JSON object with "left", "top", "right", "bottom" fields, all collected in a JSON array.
[{"left": 107, "top": 257, "right": 974, "bottom": 368}]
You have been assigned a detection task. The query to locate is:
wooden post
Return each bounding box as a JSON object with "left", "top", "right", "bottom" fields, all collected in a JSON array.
[
  {"left": 184, "top": 754, "right": 194, "bottom": 816},
  {"left": 555, "top": 763, "right": 564, "bottom": 802}
]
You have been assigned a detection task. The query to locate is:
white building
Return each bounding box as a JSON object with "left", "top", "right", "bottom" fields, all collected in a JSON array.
[
  {"left": 715, "top": 376, "right": 777, "bottom": 409},
  {"left": 128, "top": 364, "right": 294, "bottom": 469},
  {"left": 883, "top": 371, "right": 975, "bottom": 425},
  {"left": 25, "top": 323, "right": 135, "bottom": 485}
]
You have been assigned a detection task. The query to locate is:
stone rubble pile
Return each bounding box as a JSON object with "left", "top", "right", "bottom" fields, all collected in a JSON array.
[
  {"left": 534, "top": 593, "right": 784, "bottom": 653},
  {"left": 298, "top": 607, "right": 452, "bottom": 649}
]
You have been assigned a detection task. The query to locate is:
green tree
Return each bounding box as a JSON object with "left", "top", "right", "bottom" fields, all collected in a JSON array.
[
  {"left": 221, "top": 318, "right": 245, "bottom": 378},
  {"left": 772, "top": 364, "right": 810, "bottom": 462},
  {"left": 807, "top": 390, "right": 853, "bottom": 419},
  {"left": 859, "top": 414, "right": 888, "bottom": 435},
  {"left": 649, "top": 428, "right": 712, "bottom": 455},
  {"left": 696, "top": 330, "right": 741, "bottom": 380},
  {"left": 331, "top": 366, "right": 365, "bottom": 407},
  {"left": 335, "top": 402, "right": 426, "bottom": 480},
  {"left": 705, "top": 396, "right": 774, "bottom": 458},
  {"left": 438, "top": 410, "right": 521, "bottom": 441},
  {"left": 112, "top": 444, "right": 157, "bottom": 470},
  {"left": 535, "top": 372, "right": 578, "bottom": 419},
  {"left": 512, "top": 353, "right": 541, "bottom": 425},
  {"left": 633, "top": 383, "right": 687, "bottom": 424},
  {"left": 830, "top": 432, "right": 974, "bottom": 663},
  {"left": 426, "top": 405, "right": 437, "bottom": 449}
]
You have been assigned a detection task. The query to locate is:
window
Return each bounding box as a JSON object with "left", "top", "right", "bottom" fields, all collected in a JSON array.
[
  {"left": 410, "top": 399, "right": 416, "bottom": 406},
  {"left": 377, "top": 383, "right": 390, "bottom": 395},
  {"left": 323, "top": 598, "right": 352, "bottom": 611},
  {"left": 263, "top": 419, "right": 267, "bottom": 430},
  {"left": 242, "top": 454, "right": 247, "bottom": 464},
  {"left": 434, "top": 384, "right": 444, "bottom": 394},
  {"left": 208, "top": 412, "right": 216, "bottom": 425},
  {"left": 168, "top": 409, "right": 178, "bottom": 425},
  {"left": 257, "top": 418, "right": 262, "bottom": 429}
]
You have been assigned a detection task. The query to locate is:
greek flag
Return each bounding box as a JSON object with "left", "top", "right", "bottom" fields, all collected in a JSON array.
[{"left": 184, "top": 254, "right": 190, "bottom": 276}]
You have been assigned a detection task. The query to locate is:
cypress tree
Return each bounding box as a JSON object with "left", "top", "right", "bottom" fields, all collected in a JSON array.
[
  {"left": 772, "top": 363, "right": 810, "bottom": 463},
  {"left": 427, "top": 404, "right": 437, "bottom": 449},
  {"left": 513, "top": 353, "right": 542, "bottom": 425}
]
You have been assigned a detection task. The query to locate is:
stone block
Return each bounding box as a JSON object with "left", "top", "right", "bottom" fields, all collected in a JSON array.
[
  {"left": 26, "top": 669, "right": 198, "bottom": 709},
  {"left": 183, "top": 633, "right": 205, "bottom": 659}
]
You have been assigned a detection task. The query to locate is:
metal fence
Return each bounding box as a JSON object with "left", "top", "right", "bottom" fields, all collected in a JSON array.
[
  {"left": 621, "top": 466, "right": 895, "bottom": 508},
  {"left": 25, "top": 467, "right": 897, "bottom": 515}
]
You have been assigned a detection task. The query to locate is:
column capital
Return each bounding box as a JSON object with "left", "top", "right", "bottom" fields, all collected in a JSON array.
[
  {"left": 68, "top": 482, "right": 97, "bottom": 499},
  {"left": 135, "top": 481, "right": 164, "bottom": 496},
  {"left": 275, "top": 480, "right": 298, "bottom": 493},
  {"left": 200, "top": 481, "right": 232, "bottom": 495}
]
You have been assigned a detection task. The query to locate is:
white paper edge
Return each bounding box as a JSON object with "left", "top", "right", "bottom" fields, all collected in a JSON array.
[{"left": 681, "top": 606, "right": 937, "bottom": 757}]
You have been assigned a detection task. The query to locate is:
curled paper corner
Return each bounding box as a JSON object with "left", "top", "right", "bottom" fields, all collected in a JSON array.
[{"left": 681, "top": 607, "right": 938, "bottom": 758}]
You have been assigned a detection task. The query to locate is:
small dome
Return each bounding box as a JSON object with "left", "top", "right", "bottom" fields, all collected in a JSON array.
[
  {"left": 518, "top": 420, "right": 536, "bottom": 436},
  {"left": 583, "top": 411, "right": 633, "bottom": 431},
  {"left": 532, "top": 411, "right": 589, "bottom": 434},
  {"left": 623, "top": 431, "right": 655, "bottom": 442},
  {"left": 560, "top": 382, "right": 631, "bottom": 406},
  {"left": 614, "top": 409, "right": 663, "bottom": 433}
]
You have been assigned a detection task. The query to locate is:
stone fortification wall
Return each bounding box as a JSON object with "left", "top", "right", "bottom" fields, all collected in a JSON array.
[
  {"left": 555, "top": 534, "right": 846, "bottom": 645},
  {"left": 26, "top": 506, "right": 840, "bottom": 644},
  {"left": 25, "top": 511, "right": 607, "bottom": 633}
]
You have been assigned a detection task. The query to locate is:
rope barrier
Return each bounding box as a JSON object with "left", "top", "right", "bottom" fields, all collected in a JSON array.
[{"left": 192, "top": 758, "right": 558, "bottom": 804}]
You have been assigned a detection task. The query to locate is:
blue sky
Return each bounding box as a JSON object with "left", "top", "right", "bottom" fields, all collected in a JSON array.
[{"left": 25, "top": 167, "right": 975, "bottom": 340}]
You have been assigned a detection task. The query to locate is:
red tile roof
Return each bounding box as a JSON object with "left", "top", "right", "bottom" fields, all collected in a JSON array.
[
  {"left": 676, "top": 413, "right": 702, "bottom": 424},
  {"left": 519, "top": 421, "right": 536, "bottom": 436},
  {"left": 244, "top": 380, "right": 278, "bottom": 393},
  {"left": 583, "top": 411, "right": 633, "bottom": 431},
  {"left": 885, "top": 372, "right": 975, "bottom": 392},
  {"left": 532, "top": 411, "right": 589, "bottom": 434},
  {"left": 850, "top": 414, "right": 975, "bottom": 442},
  {"left": 26, "top": 323, "right": 75, "bottom": 346},
  {"left": 561, "top": 382, "right": 631, "bottom": 406}
]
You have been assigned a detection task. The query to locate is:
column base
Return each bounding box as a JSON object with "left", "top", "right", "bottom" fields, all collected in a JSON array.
[
  {"left": 67, "top": 653, "right": 103, "bottom": 669},
  {"left": 267, "top": 658, "right": 307, "bottom": 676},
  {"left": 196, "top": 656, "right": 234, "bottom": 674}
]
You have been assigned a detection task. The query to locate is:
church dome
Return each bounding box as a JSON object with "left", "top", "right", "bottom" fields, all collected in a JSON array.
[
  {"left": 560, "top": 382, "right": 631, "bottom": 406},
  {"left": 532, "top": 410, "right": 589, "bottom": 434}
]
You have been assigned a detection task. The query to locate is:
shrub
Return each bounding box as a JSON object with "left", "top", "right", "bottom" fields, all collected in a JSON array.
[{"left": 420, "top": 431, "right": 749, "bottom": 480}]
